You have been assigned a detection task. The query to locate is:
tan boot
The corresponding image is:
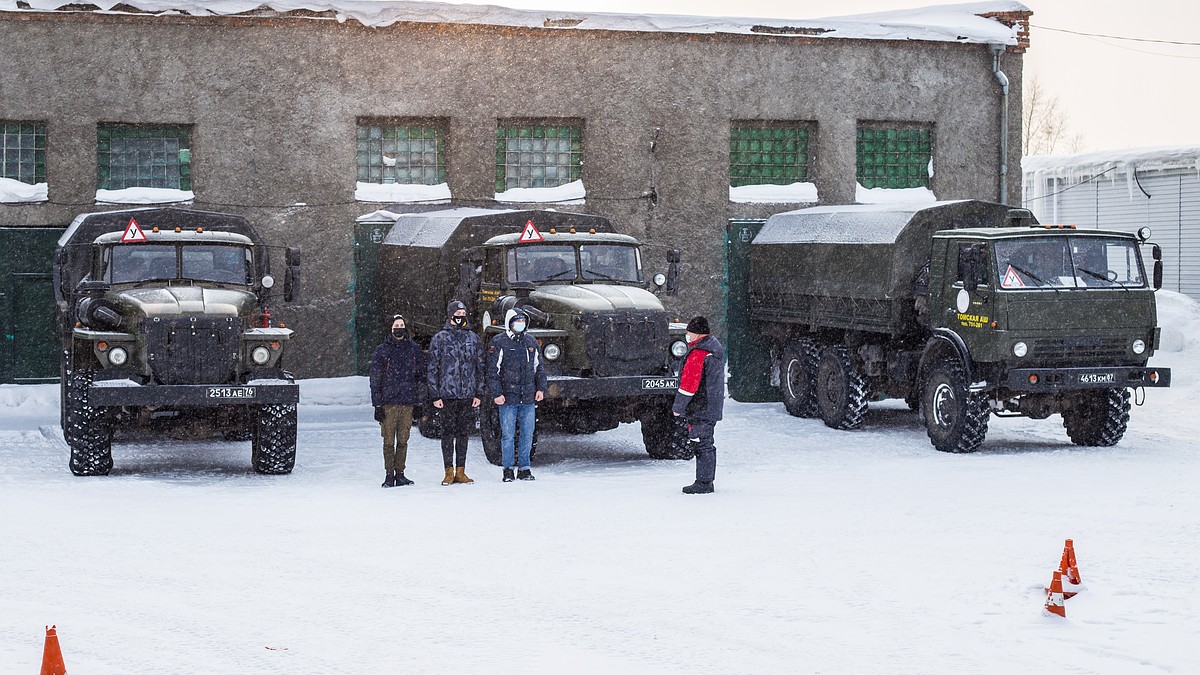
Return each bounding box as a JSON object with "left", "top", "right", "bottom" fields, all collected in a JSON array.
[
  {"left": 441, "top": 467, "right": 455, "bottom": 486},
  {"left": 454, "top": 466, "right": 474, "bottom": 484}
]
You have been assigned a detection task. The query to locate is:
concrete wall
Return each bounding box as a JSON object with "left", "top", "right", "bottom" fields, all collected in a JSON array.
[{"left": 0, "top": 13, "right": 1024, "bottom": 377}]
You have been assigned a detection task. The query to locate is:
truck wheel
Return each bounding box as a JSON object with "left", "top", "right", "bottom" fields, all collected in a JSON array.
[
  {"left": 64, "top": 369, "right": 114, "bottom": 476},
  {"left": 1062, "top": 388, "right": 1130, "bottom": 446},
  {"left": 252, "top": 404, "right": 297, "bottom": 474},
  {"left": 922, "top": 359, "right": 989, "bottom": 453},
  {"left": 641, "top": 402, "right": 693, "bottom": 460},
  {"left": 815, "top": 346, "right": 869, "bottom": 430},
  {"left": 416, "top": 405, "right": 442, "bottom": 440},
  {"left": 479, "top": 400, "right": 538, "bottom": 466},
  {"left": 781, "top": 339, "right": 820, "bottom": 418}
]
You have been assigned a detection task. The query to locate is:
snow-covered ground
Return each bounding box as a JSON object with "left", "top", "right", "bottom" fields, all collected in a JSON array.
[{"left": 2, "top": 294, "right": 1198, "bottom": 673}]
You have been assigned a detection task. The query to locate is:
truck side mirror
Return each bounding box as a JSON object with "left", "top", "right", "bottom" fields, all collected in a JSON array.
[
  {"left": 665, "top": 248, "right": 681, "bottom": 295},
  {"left": 958, "top": 244, "right": 986, "bottom": 292},
  {"left": 283, "top": 247, "right": 301, "bottom": 302},
  {"left": 286, "top": 246, "right": 301, "bottom": 267},
  {"left": 1152, "top": 244, "right": 1163, "bottom": 290}
]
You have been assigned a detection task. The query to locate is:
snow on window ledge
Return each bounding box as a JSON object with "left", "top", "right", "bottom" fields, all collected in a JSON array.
[
  {"left": 495, "top": 180, "right": 585, "bottom": 205},
  {"left": 0, "top": 177, "right": 48, "bottom": 203},
  {"left": 95, "top": 187, "right": 194, "bottom": 205},
  {"left": 730, "top": 182, "right": 818, "bottom": 204},
  {"left": 855, "top": 183, "right": 937, "bottom": 205},
  {"left": 355, "top": 181, "right": 451, "bottom": 204}
]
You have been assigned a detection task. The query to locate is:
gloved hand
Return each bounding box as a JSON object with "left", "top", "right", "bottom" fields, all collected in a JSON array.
[{"left": 374, "top": 406, "right": 385, "bottom": 422}]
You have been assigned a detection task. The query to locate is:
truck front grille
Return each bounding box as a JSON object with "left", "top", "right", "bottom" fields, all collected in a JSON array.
[
  {"left": 583, "top": 311, "right": 668, "bottom": 377},
  {"left": 143, "top": 316, "right": 241, "bottom": 385},
  {"left": 1031, "top": 336, "right": 1129, "bottom": 366}
]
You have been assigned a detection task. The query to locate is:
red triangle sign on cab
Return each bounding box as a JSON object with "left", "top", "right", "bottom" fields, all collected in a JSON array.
[
  {"left": 121, "top": 218, "right": 149, "bottom": 243},
  {"left": 518, "top": 219, "right": 544, "bottom": 243}
]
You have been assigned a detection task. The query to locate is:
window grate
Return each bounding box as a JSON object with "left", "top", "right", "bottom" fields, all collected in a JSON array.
[
  {"left": 495, "top": 124, "right": 582, "bottom": 192},
  {"left": 355, "top": 123, "right": 447, "bottom": 185},
  {"left": 730, "top": 124, "right": 810, "bottom": 187},
  {"left": 856, "top": 126, "right": 932, "bottom": 189},
  {"left": 97, "top": 124, "right": 192, "bottom": 191},
  {"left": 0, "top": 121, "right": 47, "bottom": 185}
]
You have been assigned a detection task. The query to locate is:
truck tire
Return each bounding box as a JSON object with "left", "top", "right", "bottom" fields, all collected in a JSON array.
[
  {"left": 416, "top": 405, "right": 442, "bottom": 440},
  {"left": 641, "top": 402, "right": 693, "bottom": 460},
  {"left": 479, "top": 399, "right": 538, "bottom": 466},
  {"left": 1062, "top": 388, "right": 1130, "bottom": 446},
  {"left": 781, "top": 339, "right": 820, "bottom": 418},
  {"left": 64, "top": 369, "right": 114, "bottom": 476},
  {"left": 922, "top": 359, "right": 989, "bottom": 453},
  {"left": 815, "top": 345, "right": 869, "bottom": 430},
  {"left": 252, "top": 404, "right": 297, "bottom": 474}
]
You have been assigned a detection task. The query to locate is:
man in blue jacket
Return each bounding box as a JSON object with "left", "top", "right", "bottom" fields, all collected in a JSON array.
[
  {"left": 369, "top": 314, "right": 426, "bottom": 488},
  {"left": 486, "top": 308, "right": 547, "bottom": 482},
  {"left": 428, "top": 300, "right": 484, "bottom": 486},
  {"left": 672, "top": 315, "right": 725, "bottom": 494}
]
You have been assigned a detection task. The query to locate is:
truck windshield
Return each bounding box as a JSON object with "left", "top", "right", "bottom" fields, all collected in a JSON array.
[
  {"left": 508, "top": 245, "right": 577, "bottom": 282},
  {"left": 107, "top": 244, "right": 252, "bottom": 285},
  {"left": 580, "top": 244, "right": 641, "bottom": 282},
  {"left": 994, "top": 237, "right": 1146, "bottom": 290}
]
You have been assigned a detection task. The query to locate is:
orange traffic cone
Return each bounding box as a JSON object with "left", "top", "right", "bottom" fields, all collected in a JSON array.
[
  {"left": 40, "top": 625, "right": 67, "bottom": 675},
  {"left": 1053, "top": 539, "right": 1084, "bottom": 598},
  {"left": 1043, "top": 570, "right": 1066, "bottom": 618}
]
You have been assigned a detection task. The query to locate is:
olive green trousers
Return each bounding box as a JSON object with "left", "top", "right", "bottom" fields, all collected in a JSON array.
[{"left": 380, "top": 404, "right": 414, "bottom": 473}]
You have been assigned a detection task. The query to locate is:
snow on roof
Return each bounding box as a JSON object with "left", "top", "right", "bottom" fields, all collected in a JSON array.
[
  {"left": 0, "top": 1, "right": 1028, "bottom": 46},
  {"left": 755, "top": 200, "right": 968, "bottom": 245},
  {"left": 378, "top": 207, "right": 518, "bottom": 247},
  {"left": 1023, "top": 145, "right": 1200, "bottom": 178}
]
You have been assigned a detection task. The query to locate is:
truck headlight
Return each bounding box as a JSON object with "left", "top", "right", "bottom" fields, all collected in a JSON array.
[
  {"left": 108, "top": 346, "right": 128, "bottom": 366},
  {"left": 251, "top": 346, "right": 272, "bottom": 365},
  {"left": 1013, "top": 341, "right": 1028, "bottom": 358},
  {"left": 1132, "top": 339, "right": 1146, "bottom": 355},
  {"left": 671, "top": 340, "right": 688, "bottom": 358},
  {"left": 543, "top": 343, "right": 562, "bottom": 361}
]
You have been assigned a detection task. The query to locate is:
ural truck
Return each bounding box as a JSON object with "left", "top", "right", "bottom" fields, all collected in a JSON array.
[
  {"left": 748, "top": 200, "right": 1171, "bottom": 453},
  {"left": 376, "top": 208, "right": 688, "bottom": 464},
  {"left": 53, "top": 207, "right": 302, "bottom": 475}
]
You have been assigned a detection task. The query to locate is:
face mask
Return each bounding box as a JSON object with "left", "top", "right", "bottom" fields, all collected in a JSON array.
[
  {"left": 451, "top": 316, "right": 467, "bottom": 327},
  {"left": 511, "top": 320, "right": 527, "bottom": 334},
  {"left": 392, "top": 327, "right": 407, "bottom": 339}
]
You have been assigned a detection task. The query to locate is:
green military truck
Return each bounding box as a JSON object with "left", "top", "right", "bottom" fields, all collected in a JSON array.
[
  {"left": 376, "top": 208, "right": 688, "bottom": 464},
  {"left": 748, "top": 200, "right": 1171, "bottom": 453},
  {"left": 54, "top": 207, "right": 302, "bottom": 475}
]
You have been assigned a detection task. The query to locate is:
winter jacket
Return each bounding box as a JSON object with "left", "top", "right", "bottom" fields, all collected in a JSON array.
[
  {"left": 486, "top": 310, "right": 548, "bottom": 405},
  {"left": 369, "top": 334, "right": 426, "bottom": 406},
  {"left": 672, "top": 334, "right": 725, "bottom": 422},
  {"left": 427, "top": 321, "right": 484, "bottom": 400}
]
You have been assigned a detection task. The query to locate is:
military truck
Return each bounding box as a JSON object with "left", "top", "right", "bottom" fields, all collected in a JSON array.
[
  {"left": 376, "top": 208, "right": 688, "bottom": 464},
  {"left": 748, "top": 200, "right": 1171, "bottom": 453},
  {"left": 53, "top": 207, "right": 302, "bottom": 475}
]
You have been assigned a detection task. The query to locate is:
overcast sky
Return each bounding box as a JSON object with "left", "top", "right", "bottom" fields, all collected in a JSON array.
[{"left": 469, "top": 0, "right": 1200, "bottom": 155}]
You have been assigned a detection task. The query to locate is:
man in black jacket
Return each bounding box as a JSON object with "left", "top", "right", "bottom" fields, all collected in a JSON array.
[
  {"left": 486, "top": 308, "right": 547, "bottom": 482},
  {"left": 369, "top": 314, "right": 426, "bottom": 488},
  {"left": 672, "top": 315, "right": 725, "bottom": 494},
  {"left": 428, "top": 300, "right": 484, "bottom": 486}
]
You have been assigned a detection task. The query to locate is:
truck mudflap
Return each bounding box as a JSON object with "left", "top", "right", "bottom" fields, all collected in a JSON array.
[
  {"left": 545, "top": 375, "right": 678, "bottom": 400},
  {"left": 1004, "top": 366, "right": 1170, "bottom": 392},
  {"left": 89, "top": 378, "right": 299, "bottom": 406}
]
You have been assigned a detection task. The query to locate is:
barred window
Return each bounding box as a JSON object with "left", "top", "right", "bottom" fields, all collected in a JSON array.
[
  {"left": 730, "top": 123, "right": 811, "bottom": 187},
  {"left": 1, "top": 121, "right": 47, "bottom": 185},
  {"left": 356, "top": 122, "right": 447, "bottom": 185},
  {"left": 97, "top": 124, "right": 192, "bottom": 190},
  {"left": 856, "top": 125, "right": 933, "bottom": 189},
  {"left": 495, "top": 123, "right": 582, "bottom": 192}
]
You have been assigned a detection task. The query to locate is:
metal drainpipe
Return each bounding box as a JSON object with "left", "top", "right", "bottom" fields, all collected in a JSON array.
[{"left": 991, "top": 44, "right": 1009, "bottom": 205}]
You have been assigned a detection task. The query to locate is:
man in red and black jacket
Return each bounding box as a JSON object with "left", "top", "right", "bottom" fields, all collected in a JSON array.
[{"left": 672, "top": 315, "right": 725, "bottom": 494}]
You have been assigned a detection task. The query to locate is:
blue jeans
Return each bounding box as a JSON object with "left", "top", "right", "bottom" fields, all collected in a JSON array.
[{"left": 499, "top": 403, "right": 536, "bottom": 470}]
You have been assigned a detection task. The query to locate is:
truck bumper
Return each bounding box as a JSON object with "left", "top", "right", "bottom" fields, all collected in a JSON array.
[
  {"left": 1004, "top": 366, "right": 1170, "bottom": 392},
  {"left": 545, "top": 375, "right": 678, "bottom": 400},
  {"left": 89, "top": 379, "right": 300, "bottom": 406}
]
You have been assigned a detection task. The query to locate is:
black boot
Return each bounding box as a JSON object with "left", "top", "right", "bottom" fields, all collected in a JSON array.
[
  {"left": 395, "top": 472, "right": 414, "bottom": 486},
  {"left": 682, "top": 481, "right": 714, "bottom": 494},
  {"left": 517, "top": 469, "right": 535, "bottom": 481},
  {"left": 503, "top": 468, "right": 515, "bottom": 482},
  {"left": 382, "top": 471, "right": 396, "bottom": 488}
]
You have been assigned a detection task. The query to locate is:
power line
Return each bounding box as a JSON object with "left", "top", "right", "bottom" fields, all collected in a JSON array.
[{"left": 1033, "top": 24, "right": 1200, "bottom": 47}]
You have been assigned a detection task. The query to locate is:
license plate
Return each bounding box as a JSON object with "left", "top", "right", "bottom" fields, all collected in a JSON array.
[
  {"left": 641, "top": 378, "right": 678, "bottom": 390},
  {"left": 1078, "top": 373, "right": 1116, "bottom": 385},
  {"left": 207, "top": 386, "right": 257, "bottom": 399}
]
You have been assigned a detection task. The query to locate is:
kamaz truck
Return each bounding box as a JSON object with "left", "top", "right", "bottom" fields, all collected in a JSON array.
[
  {"left": 54, "top": 208, "right": 302, "bottom": 475},
  {"left": 748, "top": 200, "right": 1171, "bottom": 453},
  {"left": 376, "top": 208, "right": 688, "bottom": 464}
]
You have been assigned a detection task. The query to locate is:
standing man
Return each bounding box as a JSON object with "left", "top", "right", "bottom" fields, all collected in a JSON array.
[
  {"left": 370, "top": 314, "right": 425, "bottom": 488},
  {"left": 486, "top": 308, "right": 547, "bottom": 482},
  {"left": 673, "top": 316, "right": 725, "bottom": 494},
  {"left": 428, "top": 300, "right": 483, "bottom": 486}
]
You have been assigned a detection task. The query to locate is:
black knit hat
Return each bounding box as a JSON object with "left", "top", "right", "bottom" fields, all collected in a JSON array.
[
  {"left": 447, "top": 300, "right": 466, "bottom": 317},
  {"left": 390, "top": 314, "right": 405, "bottom": 325},
  {"left": 686, "top": 315, "right": 710, "bottom": 335}
]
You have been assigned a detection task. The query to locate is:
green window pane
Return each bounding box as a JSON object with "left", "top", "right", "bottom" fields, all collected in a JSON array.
[
  {"left": 355, "top": 122, "right": 447, "bottom": 186},
  {"left": 855, "top": 125, "right": 932, "bottom": 189},
  {"left": 729, "top": 124, "right": 810, "bottom": 187},
  {"left": 495, "top": 124, "right": 583, "bottom": 191},
  {"left": 0, "top": 121, "right": 47, "bottom": 184}
]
